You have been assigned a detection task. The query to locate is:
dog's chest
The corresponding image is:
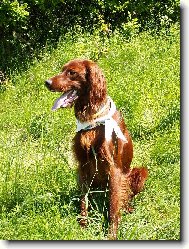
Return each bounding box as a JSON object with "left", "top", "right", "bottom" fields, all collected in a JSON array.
[{"left": 79, "top": 129, "right": 100, "bottom": 151}]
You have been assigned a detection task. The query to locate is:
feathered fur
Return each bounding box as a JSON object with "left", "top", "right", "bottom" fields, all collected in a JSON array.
[{"left": 45, "top": 59, "right": 148, "bottom": 239}]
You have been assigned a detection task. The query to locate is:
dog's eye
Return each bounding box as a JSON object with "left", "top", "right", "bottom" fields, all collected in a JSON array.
[{"left": 68, "top": 70, "right": 77, "bottom": 76}]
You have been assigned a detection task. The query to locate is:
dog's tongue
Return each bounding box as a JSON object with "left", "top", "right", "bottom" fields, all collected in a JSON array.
[{"left": 52, "top": 90, "right": 78, "bottom": 111}]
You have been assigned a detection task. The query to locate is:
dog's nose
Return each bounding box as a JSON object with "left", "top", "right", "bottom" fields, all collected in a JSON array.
[{"left": 45, "top": 79, "right": 52, "bottom": 88}]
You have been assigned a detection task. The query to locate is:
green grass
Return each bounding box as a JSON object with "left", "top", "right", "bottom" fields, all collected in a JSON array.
[{"left": 0, "top": 24, "right": 180, "bottom": 240}]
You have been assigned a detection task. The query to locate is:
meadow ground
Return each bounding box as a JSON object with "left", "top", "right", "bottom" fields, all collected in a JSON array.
[{"left": 0, "top": 24, "right": 180, "bottom": 240}]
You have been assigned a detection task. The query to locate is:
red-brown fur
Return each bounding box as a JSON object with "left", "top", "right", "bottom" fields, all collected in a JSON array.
[{"left": 45, "top": 59, "right": 148, "bottom": 239}]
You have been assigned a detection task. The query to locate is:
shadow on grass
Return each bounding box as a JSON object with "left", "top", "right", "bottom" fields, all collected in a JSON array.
[
  {"left": 58, "top": 188, "right": 110, "bottom": 234},
  {"left": 131, "top": 104, "right": 180, "bottom": 141}
]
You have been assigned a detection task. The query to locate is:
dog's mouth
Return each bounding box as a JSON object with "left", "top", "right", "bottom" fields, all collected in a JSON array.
[{"left": 52, "top": 89, "right": 78, "bottom": 111}]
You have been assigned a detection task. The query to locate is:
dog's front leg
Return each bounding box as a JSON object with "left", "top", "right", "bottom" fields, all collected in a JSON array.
[
  {"left": 78, "top": 167, "right": 89, "bottom": 228},
  {"left": 108, "top": 166, "right": 122, "bottom": 240},
  {"left": 79, "top": 192, "right": 88, "bottom": 227}
]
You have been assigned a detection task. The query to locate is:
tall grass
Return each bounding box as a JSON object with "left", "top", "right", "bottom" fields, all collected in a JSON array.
[{"left": 0, "top": 24, "right": 180, "bottom": 240}]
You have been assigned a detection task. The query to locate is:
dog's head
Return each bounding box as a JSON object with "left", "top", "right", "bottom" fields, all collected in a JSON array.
[{"left": 45, "top": 59, "right": 107, "bottom": 111}]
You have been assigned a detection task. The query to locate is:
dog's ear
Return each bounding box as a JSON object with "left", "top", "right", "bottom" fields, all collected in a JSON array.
[{"left": 85, "top": 60, "right": 107, "bottom": 103}]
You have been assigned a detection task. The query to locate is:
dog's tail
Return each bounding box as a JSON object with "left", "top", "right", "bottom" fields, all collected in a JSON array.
[{"left": 128, "top": 167, "right": 148, "bottom": 195}]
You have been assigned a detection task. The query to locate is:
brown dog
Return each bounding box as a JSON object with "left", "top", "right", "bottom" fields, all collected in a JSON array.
[{"left": 45, "top": 59, "right": 148, "bottom": 239}]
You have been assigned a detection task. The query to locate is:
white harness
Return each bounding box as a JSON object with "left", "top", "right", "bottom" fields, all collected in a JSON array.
[{"left": 76, "top": 97, "right": 127, "bottom": 143}]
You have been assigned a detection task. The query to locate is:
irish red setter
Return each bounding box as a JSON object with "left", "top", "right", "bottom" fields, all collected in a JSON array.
[{"left": 45, "top": 59, "right": 148, "bottom": 239}]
